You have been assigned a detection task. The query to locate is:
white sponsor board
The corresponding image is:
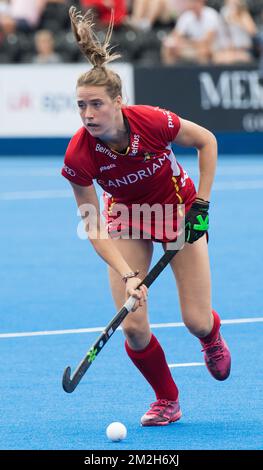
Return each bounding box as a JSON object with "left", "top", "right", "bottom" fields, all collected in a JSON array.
[{"left": 0, "top": 63, "right": 134, "bottom": 137}]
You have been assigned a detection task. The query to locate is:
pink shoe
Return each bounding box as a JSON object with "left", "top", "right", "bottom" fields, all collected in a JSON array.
[
  {"left": 202, "top": 332, "right": 231, "bottom": 381},
  {"left": 141, "top": 399, "right": 182, "bottom": 426}
]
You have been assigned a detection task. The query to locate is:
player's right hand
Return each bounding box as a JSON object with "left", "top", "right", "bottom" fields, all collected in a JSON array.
[{"left": 125, "top": 277, "right": 148, "bottom": 312}]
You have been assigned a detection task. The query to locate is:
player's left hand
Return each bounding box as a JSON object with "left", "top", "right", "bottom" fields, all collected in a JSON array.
[{"left": 185, "top": 198, "right": 209, "bottom": 244}]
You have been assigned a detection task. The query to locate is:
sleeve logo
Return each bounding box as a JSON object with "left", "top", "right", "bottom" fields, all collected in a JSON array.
[{"left": 63, "top": 165, "right": 76, "bottom": 177}]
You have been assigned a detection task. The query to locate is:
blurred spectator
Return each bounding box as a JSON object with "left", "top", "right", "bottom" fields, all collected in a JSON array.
[
  {"left": 126, "top": 0, "right": 175, "bottom": 31},
  {"left": 161, "top": 0, "right": 220, "bottom": 64},
  {"left": 38, "top": 0, "right": 70, "bottom": 32},
  {"left": 169, "top": 0, "right": 191, "bottom": 15},
  {"left": 255, "top": 8, "right": 263, "bottom": 81},
  {"left": 0, "top": 0, "right": 9, "bottom": 14},
  {"left": 80, "top": 0, "right": 127, "bottom": 28},
  {"left": 258, "top": 42, "right": 263, "bottom": 82},
  {"left": 0, "top": 0, "right": 47, "bottom": 32},
  {"left": 0, "top": 2, "right": 19, "bottom": 62},
  {"left": 0, "top": 2, "right": 16, "bottom": 35},
  {"left": 0, "top": 4, "right": 18, "bottom": 63},
  {"left": 31, "top": 28, "right": 62, "bottom": 63},
  {"left": 213, "top": 0, "right": 257, "bottom": 64}
]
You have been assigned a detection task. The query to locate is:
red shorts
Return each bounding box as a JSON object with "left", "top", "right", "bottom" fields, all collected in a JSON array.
[{"left": 103, "top": 175, "right": 196, "bottom": 243}]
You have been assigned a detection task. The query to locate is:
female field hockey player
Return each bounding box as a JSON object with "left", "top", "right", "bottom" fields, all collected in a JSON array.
[{"left": 61, "top": 6, "right": 231, "bottom": 426}]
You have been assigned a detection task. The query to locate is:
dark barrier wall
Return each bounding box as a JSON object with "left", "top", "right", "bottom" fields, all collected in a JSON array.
[{"left": 135, "top": 65, "right": 263, "bottom": 154}]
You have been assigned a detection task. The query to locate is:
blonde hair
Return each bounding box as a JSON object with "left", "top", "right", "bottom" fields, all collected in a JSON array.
[{"left": 69, "top": 6, "right": 122, "bottom": 99}]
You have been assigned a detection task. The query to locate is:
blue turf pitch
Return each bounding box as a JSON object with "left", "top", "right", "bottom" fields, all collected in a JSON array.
[{"left": 0, "top": 155, "right": 262, "bottom": 450}]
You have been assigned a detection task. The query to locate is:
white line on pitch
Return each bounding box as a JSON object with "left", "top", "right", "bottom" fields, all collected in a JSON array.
[
  {"left": 182, "top": 166, "right": 263, "bottom": 177},
  {"left": 169, "top": 362, "right": 205, "bottom": 368},
  {"left": 0, "top": 169, "right": 59, "bottom": 177},
  {"left": 151, "top": 317, "right": 263, "bottom": 328},
  {"left": 1, "top": 180, "right": 263, "bottom": 201},
  {"left": 214, "top": 180, "right": 263, "bottom": 190},
  {"left": 0, "top": 317, "right": 262, "bottom": 339},
  {"left": 0, "top": 189, "right": 72, "bottom": 200}
]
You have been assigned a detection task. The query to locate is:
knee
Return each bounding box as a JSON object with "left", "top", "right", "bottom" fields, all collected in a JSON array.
[
  {"left": 122, "top": 320, "right": 151, "bottom": 348},
  {"left": 123, "top": 322, "right": 145, "bottom": 341},
  {"left": 184, "top": 316, "right": 213, "bottom": 338}
]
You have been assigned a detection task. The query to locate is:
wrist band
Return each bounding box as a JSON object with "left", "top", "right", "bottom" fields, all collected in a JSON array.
[
  {"left": 195, "top": 197, "right": 210, "bottom": 204},
  {"left": 122, "top": 270, "right": 140, "bottom": 283}
]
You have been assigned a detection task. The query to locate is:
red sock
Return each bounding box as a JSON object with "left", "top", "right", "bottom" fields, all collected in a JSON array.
[
  {"left": 200, "top": 310, "right": 221, "bottom": 345},
  {"left": 125, "top": 334, "right": 178, "bottom": 401}
]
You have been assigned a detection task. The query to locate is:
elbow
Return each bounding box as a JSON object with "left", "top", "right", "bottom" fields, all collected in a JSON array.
[
  {"left": 207, "top": 130, "right": 217, "bottom": 145},
  {"left": 201, "top": 130, "right": 218, "bottom": 153},
  {"left": 210, "top": 132, "right": 218, "bottom": 154}
]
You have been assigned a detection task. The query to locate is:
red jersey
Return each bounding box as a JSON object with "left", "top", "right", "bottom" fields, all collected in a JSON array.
[{"left": 62, "top": 105, "right": 196, "bottom": 242}]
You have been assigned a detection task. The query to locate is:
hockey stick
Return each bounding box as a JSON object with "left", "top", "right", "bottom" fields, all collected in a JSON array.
[{"left": 62, "top": 247, "right": 181, "bottom": 393}]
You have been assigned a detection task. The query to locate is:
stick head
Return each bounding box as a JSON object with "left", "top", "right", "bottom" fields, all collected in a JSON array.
[{"left": 62, "top": 366, "right": 73, "bottom": 393}]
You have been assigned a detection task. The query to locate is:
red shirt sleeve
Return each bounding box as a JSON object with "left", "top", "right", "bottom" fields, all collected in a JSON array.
[
  {"left": 61, "top": 128, "right": 97, "bottom": 187},
  {"left": 154, "top": 107, "right": 181, "bottom": 143}
]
